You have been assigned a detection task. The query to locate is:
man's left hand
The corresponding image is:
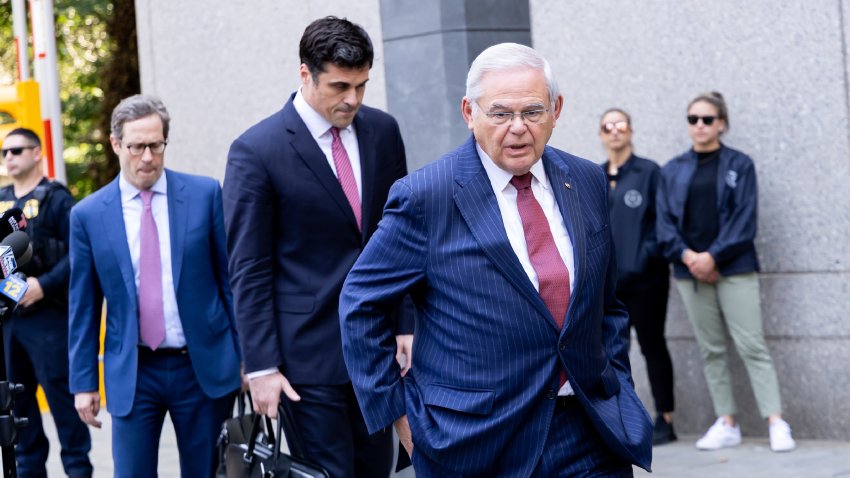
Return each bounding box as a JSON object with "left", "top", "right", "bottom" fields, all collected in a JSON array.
[
  {"left": 18, "top": 277, "right": 44, "bottom": 308},
  {"left": 395, "top": 334, "right": 413, "bottom": 377}
]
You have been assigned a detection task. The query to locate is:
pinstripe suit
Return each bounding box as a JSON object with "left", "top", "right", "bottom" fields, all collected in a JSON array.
[{"left": 340, "top": 136, "right": 652, "bottom": 476}]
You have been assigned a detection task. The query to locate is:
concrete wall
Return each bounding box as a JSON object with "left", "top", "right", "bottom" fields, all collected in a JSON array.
[
  {"left": 530, "top": 0, "right": 850, "bottom": 439},
  {"left": 134, "top": 0, "right": 388, "bottom": 181},
  {"left": 379, "top": 0, "right": 532, "bottom": 171}
]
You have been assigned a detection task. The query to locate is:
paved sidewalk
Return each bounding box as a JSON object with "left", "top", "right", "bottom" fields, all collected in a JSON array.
[{"left": 14, "top": 413, "right": 850, "bottom": 477}]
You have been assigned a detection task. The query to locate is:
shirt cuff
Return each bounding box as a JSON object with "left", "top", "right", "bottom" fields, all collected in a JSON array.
[{"left": 246, "top": 368, "right": 279, "bottom": 380}]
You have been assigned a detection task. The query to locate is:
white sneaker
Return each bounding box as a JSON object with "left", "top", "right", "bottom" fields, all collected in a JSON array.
[
  {"left": 696, "top": 417, "right": 742, "bottom": 450},
  {"left": 769, "top": 419, "right": 796, "bottom": 452}
]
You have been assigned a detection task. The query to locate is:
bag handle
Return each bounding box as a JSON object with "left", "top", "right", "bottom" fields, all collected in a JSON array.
[
  {"left": 236, "top": 391, "right": 254, "bottom": 418},
  {"left": 243, "top": 412, "right": 275, "bottom": 465}
]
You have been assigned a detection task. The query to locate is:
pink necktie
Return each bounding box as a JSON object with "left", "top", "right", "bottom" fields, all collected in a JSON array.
[
  {"left": 511, "top": 173, "right": 570, "bottom": 386},
  {"left": 330, "top": 127, "right": 362, "bottom": 231},
  {"left": 138, "top": 190, "right": 165, "bottom": 350}
]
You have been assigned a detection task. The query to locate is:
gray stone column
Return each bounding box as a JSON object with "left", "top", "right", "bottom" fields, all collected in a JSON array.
[{"left": 380, "top": 0, "right": 532, "bottom": 171}]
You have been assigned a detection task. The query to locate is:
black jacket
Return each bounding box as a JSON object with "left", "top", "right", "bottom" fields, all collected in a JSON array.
[
  {"left": 603, "top": 154, "right": 668, "bottom": 291},
  {"left": 656, "top": 144, "right": 760, "bottom": 279}
]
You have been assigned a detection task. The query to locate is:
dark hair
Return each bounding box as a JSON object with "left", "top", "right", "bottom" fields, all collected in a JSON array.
[
  {"left": 688, "top": 91, "right": 729, "bottom": 132},
  {"left": 299, "top": 16, "right": 373, "bottom": 81},
  {"left": 599, "top": 107, "right": 632, "bottom": 126},
  {"left": 110, "top": 94, "right": 171, "bottom": 140},
  {"left": 4, "top": 127, "right": 41, "bottom": 147}
]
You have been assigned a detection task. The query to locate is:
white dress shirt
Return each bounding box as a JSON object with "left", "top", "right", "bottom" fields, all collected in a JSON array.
[
  {"left": 119, "top": 172, "right": 186, "bottom": 348},
  {"left": 293, "top": 88, "right": 363, "bottom": 198},
  {"left": 477, "top": 144, "right": 576, "bottom": 395}
]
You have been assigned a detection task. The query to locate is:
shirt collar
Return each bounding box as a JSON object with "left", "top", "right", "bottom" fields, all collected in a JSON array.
[
  {"left": 476, "top": 142, "right": 550, "bottom": 193},
  {"left": 293, "top": 87, "right": 355, "bottom": 140},
  {"left": 119, "top": 170, "right": 168, "bottom": 204}
]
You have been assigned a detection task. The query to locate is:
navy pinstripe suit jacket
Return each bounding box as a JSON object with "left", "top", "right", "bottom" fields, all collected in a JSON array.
[{"left": 340, "top": 136, "right": 652, "bottom": 476}]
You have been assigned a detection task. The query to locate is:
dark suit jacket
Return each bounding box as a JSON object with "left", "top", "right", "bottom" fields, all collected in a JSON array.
[
  {"left": 68, "top": 170, "right": 242, "bottom": 417},
  {"left": 223, "top": 94, "right": 412, "bottom": 384},
  {"left": 340, "top": 137, "right": 653, "bottom": 476}
]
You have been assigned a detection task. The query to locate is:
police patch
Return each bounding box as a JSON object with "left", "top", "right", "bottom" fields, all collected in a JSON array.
[
  {"left": 624, "top": 189, "right": 643, "bottom": 208},
  {"left": 726, "top": 170, "right": 738, "bottom": 188}
]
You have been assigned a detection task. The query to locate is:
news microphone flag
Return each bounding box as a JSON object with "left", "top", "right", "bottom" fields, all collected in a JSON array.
[
  {"left": 0, "top": 274, "right": 28, "bottom": 303},
  {"left": 0, "top": 245, "right": 16, "bottom": 278}
]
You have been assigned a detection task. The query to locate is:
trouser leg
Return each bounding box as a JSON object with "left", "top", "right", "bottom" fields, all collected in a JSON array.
[
  {"left": 676, "top": 279, "right": 737, "bottom": 417},
  {"left": 716, "top": 273, "right": 782, "bottom": 418},
  {"left": 622, "top": 281, "right": 674, "bottom": 414}
]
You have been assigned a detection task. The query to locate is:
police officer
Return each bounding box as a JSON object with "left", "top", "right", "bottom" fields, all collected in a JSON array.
[
  {"left": 599, "top": 109, "right": 677, "bottom": 446},
  {"left": 1, "top": 128, "right": 92, "bottom": 478}
]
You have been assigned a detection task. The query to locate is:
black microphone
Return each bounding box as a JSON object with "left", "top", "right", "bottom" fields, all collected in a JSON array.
[{"left": 0, "top": 208, "right": 27, "bottom": 241}]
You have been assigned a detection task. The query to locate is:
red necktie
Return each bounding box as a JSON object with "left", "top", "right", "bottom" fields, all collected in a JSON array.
[
  {"left": 330, "top": 127, "right": 362, "bottom": 231},
  {"left": 511, "top": 173, "right": 570, "bottom": 386},
  {"left": 138, "top": 190, "right": 165, "bottom": 349}
]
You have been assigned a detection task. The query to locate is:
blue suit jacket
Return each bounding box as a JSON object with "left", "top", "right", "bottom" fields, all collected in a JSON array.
[
  {"left": 223, "top": 94, "right": 412, "bottom": 383},
  {"left": 68, "top": 169, "right": 242, "bottom": 417},
  {"left": 340, "top": 137, "right": 652, "bottom": 476}
]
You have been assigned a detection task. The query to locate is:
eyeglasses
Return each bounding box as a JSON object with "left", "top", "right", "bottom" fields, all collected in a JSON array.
[
  {"left": 123, "top": 141, "right": 168, "bottom": 156},
  {"left": 600, "top": 121, "right": 629, "bottom": 134},
  {"left": 687, "top": 115, "right": 716, "bottom": 126},
  {"left": 483, "top": 109, "right": 548, "bottom": 125},
  {"left": 1, "top": 146, "right": 36, "bottom": 157}
]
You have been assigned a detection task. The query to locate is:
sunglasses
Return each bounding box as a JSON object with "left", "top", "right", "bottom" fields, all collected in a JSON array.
[
  {"left": 687, "top": 115, "right": 717, "bottom": 126},
  {"left": 600, "top": 121, "right": 629, "bottom": 134},
  {"left": 1, "top": 146, "right": 36, "bottom": 156}
]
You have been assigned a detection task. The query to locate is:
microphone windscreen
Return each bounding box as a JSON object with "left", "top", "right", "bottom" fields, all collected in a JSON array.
[
  {"left": 17, "top": 243, "right": 33, "bottom": 268},
  {"left": 0, "top": 230, "right": 31, "bottom": 264},
  {"left": 0, "top": 208, "right": 27, "bottom": 240}
]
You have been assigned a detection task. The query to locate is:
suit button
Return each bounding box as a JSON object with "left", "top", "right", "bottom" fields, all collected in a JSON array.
[
  {"left": 559, "top": 341, "right": 567, "bottom": 351},
  {"left": 546, "top": 389, "right": 556, "bottom": 400}
]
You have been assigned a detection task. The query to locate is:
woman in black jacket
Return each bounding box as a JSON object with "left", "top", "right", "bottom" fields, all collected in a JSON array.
[
  {"left": 599, "top": 108, "right": 676, "bottom": 445},
  {"left": 656, "top": 92, "right": 795, "bottom": 453}
]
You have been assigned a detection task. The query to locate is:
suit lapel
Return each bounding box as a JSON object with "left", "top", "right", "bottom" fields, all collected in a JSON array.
[
  {"left": 283, "top": 99, "right": 360, "bottom": 235},
  {"left": 355, "top": 113, "right": 375, "bottom": 242},
  {"left": 542, "top": 148, "right": 586, "bottom": 331},
  {"left": 166, "top": 170, "right": 187, "bottom": 290},
  {"left": 453, "top": 138, "right": 555, "bottom": 326},
  {"left": 100, "top": 178, "right": 137, "bottom": 305}
]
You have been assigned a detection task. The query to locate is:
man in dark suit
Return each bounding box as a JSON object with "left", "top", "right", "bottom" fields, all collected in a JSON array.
[
  {"left": 69, "top": 95, "right": 242, "bottom": 477},
  {"left": 223, "top": 16, "right": 413, "bottom": 478},
  {"left": 340, "top": 43, "right": 653, "bottom": 476}
]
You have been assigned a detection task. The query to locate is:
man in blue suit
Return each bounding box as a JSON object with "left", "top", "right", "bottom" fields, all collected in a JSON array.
[
  {"left": 69, "top": 95, "right": 242, "bottom": 477},
  {"left": 340, "top": 43, "right": 653, "bottom": 476},
  {"left": 224, "top": 16, "right": 412, "bottom": 478}
]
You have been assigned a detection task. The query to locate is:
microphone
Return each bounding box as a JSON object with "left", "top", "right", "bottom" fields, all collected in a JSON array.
[
  {"left": 0, "top": 208, "right": 27, "bottom": 241},
  {"left": 0, "top": 232, "right": 31, "bottom": 305},
  {"left": 0, "top": 231, "right": 31, "bottom": 278}
]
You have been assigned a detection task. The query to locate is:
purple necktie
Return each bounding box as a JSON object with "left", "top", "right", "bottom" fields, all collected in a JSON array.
[
  {"left": 330, "top": 127, "right": 362, "bottom": 231},
  {"left": 138, "top": 190, "right": 165, "bottom": 350},
  {"left": 511, "top": 173, "right": 570, "bottom": 386}
]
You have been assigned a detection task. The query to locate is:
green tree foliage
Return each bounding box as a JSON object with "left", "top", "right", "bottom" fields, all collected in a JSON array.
[{"left": 0, "top": 0, "right": 137, "bottom": 198}]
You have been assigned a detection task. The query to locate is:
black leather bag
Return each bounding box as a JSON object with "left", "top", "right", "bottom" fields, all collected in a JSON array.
[
  {"left": 216, "top": 392, "right": 255, "bottom": 478},
  {"left": 222, "top": 401, "right": 328, "bottom": 478}
]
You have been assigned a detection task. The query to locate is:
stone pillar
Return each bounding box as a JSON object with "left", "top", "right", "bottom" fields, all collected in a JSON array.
[{"left": 379, "top": 0, "right": 532, "bottom": 170}]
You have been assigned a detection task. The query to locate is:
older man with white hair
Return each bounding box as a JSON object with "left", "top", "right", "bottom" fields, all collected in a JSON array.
[{"left": 340, "top": 43, "right": 653, "bottom": 476}]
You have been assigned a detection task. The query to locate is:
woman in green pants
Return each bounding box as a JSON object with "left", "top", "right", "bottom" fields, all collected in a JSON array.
[{"left": 656, "top": 91, "right": 795, "bottom": 453}]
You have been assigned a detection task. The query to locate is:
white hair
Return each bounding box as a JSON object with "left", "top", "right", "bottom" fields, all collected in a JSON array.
[{"left": 465, "top": 43, "right": 560, "bottom": 112}]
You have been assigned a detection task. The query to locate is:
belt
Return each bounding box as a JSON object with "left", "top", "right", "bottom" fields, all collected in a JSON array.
[
  {"left": 138, "top": 345, "right": 189, "bottom": 357},
  {"left": 555, "top": 395, "right": 578, "bottom": 410}
]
